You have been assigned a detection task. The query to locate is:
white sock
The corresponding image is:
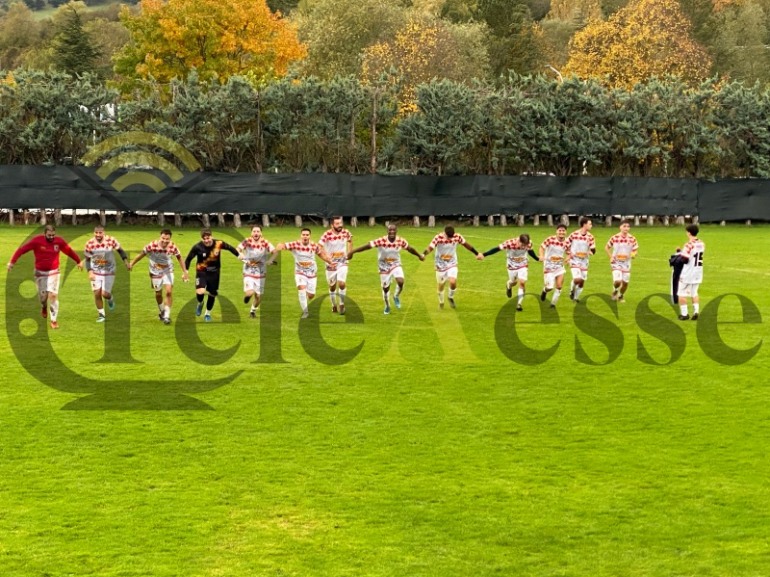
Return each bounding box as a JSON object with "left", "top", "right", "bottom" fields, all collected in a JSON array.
[
  {"left": 339, "top": 289, "right": 346, "bottom": 304},
  {"left": 298, "top": 290, "right": 308, "bottom": 312},
  {"left": 693, "top": 303, "right": 700, "bottom": 314},
  {"left": 330, "top": 291, "right": 337, "bottom": 307},
  {"left": 448, "top": 288, "right": 456, "bottom": 299},
  {"left": 680, "top": 305, "right": 688, "bottom": 316},
  {"left": 552, "top": 289, "right": 561, "bottom": 305},
  {"left": 49, "top": 301, "right": 59, "bottom": 321},
  {"left": 438, "top": 292, "right": 445, "bottom": 304},
  {"left": 97, "top": 308, "right": 105, "bottom": 316},
  {"left": 517, "top": 288, "right": 525, "bottom": 304},
  {"left": 164, "top": 305, "right": 170, "bottom": 319},
  {"left": 574, "top": 286, "right": 583, "bottom": 300}
]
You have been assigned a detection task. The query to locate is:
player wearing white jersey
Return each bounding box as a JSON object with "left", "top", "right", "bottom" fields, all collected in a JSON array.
[
  {"left": 84, "top": 225, "right": 129, "bottom": 322},
  {"left": 348, "top": 224, "right": 424, "bottom": 315},
  {"left": 566, "top": 217, "right": 596, "bottom": 303},
  {"left": 477, "top": 233, "right": 539, "bottom": 311},
  {"left": 237, "top": 225, "right": 275, "bottom": 318},
  {"left": 676, "top": 224, "right": 705, "bottom": 320},
  {"left": 539, "top": 224, "right": 569, "bottom": 308},
  {"left": 270, "top": 228, "right": 332, "bottom": 319},
  {"left": 319, "top": 217, "right": 353, "bottom": 315},
  {"left": 605, "top": 219, "right": 639, "bottom": 302},
  {"left": 422, "top": 226, "right": 478, "bottom": 309},
  {"left": 128, "top": 229, "right": 189, "bottom": 325}
]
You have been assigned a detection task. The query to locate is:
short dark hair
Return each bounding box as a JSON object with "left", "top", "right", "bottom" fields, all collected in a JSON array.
[
  {"left": 556, "top": 224, "right": 567, "bottom": 230},
  {"left": 579, "top": 216, "right": 591, "bottom": 227},
  {"left": 200, "top": 228, "right": 212, "bottom": 237},
  {"left": 686, "top": 223, "right": 699, "bottom": 236},
  {"left": 160, "top": 229, "right": 173, "bottom": 236},
  {"left": 301, "top": 227, "right": 311, "bottom": 234},
  {"left": 444, "top": 226, "right": 455, "bottom": 237},
  {"left": 519, "top": 233, "right": 530, "bottom": 245},
  {"left": 620, "top": 219, "right": 631, "bottom": 226}
]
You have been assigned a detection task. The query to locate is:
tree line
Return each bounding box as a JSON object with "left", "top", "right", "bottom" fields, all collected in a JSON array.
[{"left": 3, "top": 69, "right": 770, "bottom": 178}]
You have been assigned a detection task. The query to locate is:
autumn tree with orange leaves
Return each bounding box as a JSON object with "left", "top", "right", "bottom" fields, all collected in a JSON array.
[
  {"left": 114, "top": 0, "right": 306, "bottom": 91},
  {"left": 564, "top": 0, "right": 712, "bottom": 89}
]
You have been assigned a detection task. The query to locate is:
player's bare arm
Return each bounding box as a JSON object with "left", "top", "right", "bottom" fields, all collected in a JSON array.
[
  {"left": 128, "top": 252, "right": 146, "bottom": 271},
  {"left": 347, "top": 243, "right": 372, "bottom": 260},
  {"left": 406, "top": 246, "right": 425, "bottom": 261},
  {"left": 175, "top": 255, "right": 190, "bottom": 282}
]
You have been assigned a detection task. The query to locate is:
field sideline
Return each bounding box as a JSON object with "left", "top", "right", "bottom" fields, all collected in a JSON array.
[{"left": 1, "top": 223, "right": 769, "bottom": 576}]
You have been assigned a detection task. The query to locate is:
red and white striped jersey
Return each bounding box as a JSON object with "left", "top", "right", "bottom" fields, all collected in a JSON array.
[
  {"left": 319, "top": 228, "right": 352, "bottom": 270},
  {"left": 142, "top": 241, "right": 181, "bottom": 277},
  {"left": 85, "top": 235, "right": 122, "bottom": 275},
  {"left": 606, "top": 233, "right": 638, "bottom": 271},
  {"left": 285, "top": 240, "right": 322, "bottom": 277},
  {"left": 540, "top": 236, "right": 569, "bottom": 273},
  {"left": 567, "top": 230, "right": 595, "bottom": 269},
  {"left": 498, "top": 238, "right": 532, "bottom": 271},
  {"left": 369, "top": 236, "right": 409, "bottom": 274},
  {"left": 238, "top": 237, "right": 275, "bottom": 277},
  {"left": 429, "top": 232, "right": 466, "bottom": 272}
]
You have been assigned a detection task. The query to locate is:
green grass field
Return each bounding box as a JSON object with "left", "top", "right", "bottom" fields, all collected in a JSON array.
[{"left": 1, "top": 222, "right": 768, "bottom": 577}]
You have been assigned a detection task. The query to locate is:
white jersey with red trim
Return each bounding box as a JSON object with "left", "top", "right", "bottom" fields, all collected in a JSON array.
[
  {"left": 142, "top": 241, "right": 181, "bottom": 277},
  {"left": 680, "top": 237, "right": 705, "bottom": 284},
  {"left": 370, "top": 236, "right": 409, "bottom": 274},
  {"left": 499, "top": 238, "right": 532, "bottom": 271},
  {"left": 567, "top": 230, "right": 595, "bottom": 270},
  {"left": 85, "top": 235, "right": 122, "bottom": 275},
  {"left": 319, "top": 228, "right": 352, "bottom": 270},
  {"left": 540, "top": 236, "right": 569, "bottom": 273},
  {"left": 285, "top": 240, "right": 321, "bottom": 278},
  {"left": 429, "top": 232, "right": 465, "bottom": 272},
  {"left": 238, "top": 238, "right": 275, "bottom": 278},
  {"left": 606, "top": 233, "right": 638, "bottom": 271}
]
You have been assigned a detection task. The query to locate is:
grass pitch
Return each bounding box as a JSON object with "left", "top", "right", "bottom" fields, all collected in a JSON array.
[{"left": 0, "top": 223, "right": 768, "bottom": 576}]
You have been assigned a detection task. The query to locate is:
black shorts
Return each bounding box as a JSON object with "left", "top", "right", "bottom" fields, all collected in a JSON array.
[{"left": 195, "top": 271, "right": 220, "bottom": 295}]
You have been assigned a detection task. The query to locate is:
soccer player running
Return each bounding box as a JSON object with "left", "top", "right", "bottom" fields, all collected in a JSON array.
[
  {"left": 84, "top": 225, "right": 129, "bottom": 322},
  {"left": 184, "top": 229, "right": 239, "bottom": 322},
  {"left": 348, "top": 224, "right": 424, "bottom": 315},
  {"left": 477, "top": 233, "right": 539, "bottom": 311},
  {"left": 675, "top": 224, "right": 705, "bottom": 320},
  {"left": 269, "top": 228, "right": 333, "bottom": 319},
  {"left": 128, "top": 229, "right": 189, "bottom": 325},
  {"left": 539, "top": 224, "right": 569, "bottom": 308},
  {"left": 421, "top": 226, "right": 479, "bottom": 309},
  {"left": 236, "top": 225, "right": 275, "bottom": 318},
  {"left": 605, "top": 219, "right": 639, "bottom": 302},
  {"left": 566, "top": 217, "right": 596, "bottom": 303},
  {"left": 7, "top": 224, "right": 83, "bottom": 329},
  {"left": 319, "top": 217, "right": 353, "bottom": 315}
]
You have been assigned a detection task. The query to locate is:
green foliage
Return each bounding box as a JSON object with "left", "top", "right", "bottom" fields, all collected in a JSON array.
[{"left": 51, "top": 5, "right": 101, "bottom": 76}]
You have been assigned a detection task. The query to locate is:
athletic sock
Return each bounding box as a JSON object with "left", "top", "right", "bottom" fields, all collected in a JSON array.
[
  {"left": 196, "top": 293, "right": 204, "bottom": 303},
  {"left": 438, "top": 292, "right": 445, "bottom": 304},
  {"left": 693, "top": 303, "right": 700, "bottom": 314},
  {"left": 97, "top": 308, "right": 105, "bottom": 317},
  {"left": 206, "top": 295, "right": 216, "bottom": 311},
  {"left": 164, "top": 305, "right": 171, "bottom": 319},
  {"left": 681, "top": 305, "right": 688, "bottom": 316},
  {"left": 338, "top": 289, "right": 346, "bottom": 305},
  {"left": 574, "top": 286, "right": 583, "bottom": 300},
  {"left": 448, "top": 288, "right": 456, "bottom": 299},
  {"left": 552, "top": 289, "right": 561, "bottom": 305},
  {"left": 517, "top": 288, "right": 525, "bottom": 304},
  {"left": 298, "top": 290, "right": 308, "bottom": 312},
  {"left": 330, "top": 292, "right": 338, "bottom": 307},
  {"left": 49, "top": 301, "right": 59, "bottom": 321}
]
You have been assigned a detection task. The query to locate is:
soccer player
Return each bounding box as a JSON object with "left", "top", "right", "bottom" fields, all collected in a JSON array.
[
  {"left": 128, "top": 229, "right": 189, "bottom": 325},
  {"left": 348, "top": 224, "right": 424, "bottom": 315},
  {"left": 6, "top": 224, "right": 83, "bottom": 329},
  {"left": 184, "top": 229, "right": 239, "bottom": 322},
  {"left": 477, "top": 233, "right": 539, "bottom": 311},
  {"left": 269, "top": 228, "right": 333, "bottom": 319},
  {"left": 319, "top": 217, "right": 353, "bottom": 315},
  {"left": 675, "top": 224, "right": 705, "bottom": 320},
  {"left": 236, "top": 225, "right": 275, "bottom": 318},
  {"left": 539, "top": 224, "right": 569, "bottom": 308},
  {"left": 566, "top": 217, "right": 596, "bottom": 303},
  {"left": 84, "top": 225, "right": 129, "bottom": 322},
  {"left": 421, "top": 226, "right": 479, "bottom": 309},
  {"left": 605, "top": 219, "right": 639, "bottom": 302}
]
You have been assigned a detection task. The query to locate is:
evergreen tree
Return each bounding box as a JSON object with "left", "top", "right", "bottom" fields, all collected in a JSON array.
[{"left": 52, "top": 6, "right": 101, "bottom": 76}]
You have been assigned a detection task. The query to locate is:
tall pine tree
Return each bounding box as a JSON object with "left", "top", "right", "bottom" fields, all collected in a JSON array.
[{"left": 52, "top": 6, "right": 101, "bottom": 76}]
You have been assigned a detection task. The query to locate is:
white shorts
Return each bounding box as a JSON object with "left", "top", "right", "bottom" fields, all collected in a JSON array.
[
  {"left": 508, "top": 268, "right": 528, "bottom": 283},
  {"left": 91, "top": 273, "right": 115, "bottom": 294},
  {"left": 295, "top": 274, "right": 317, "bottom": 294},
  {"left": 435, "top": 266, "right": 458, "bottom": 284},
  {"left": 35, "top": 270, "right": 60, "bottom": 295},
  {"left": 612, "top": 269, "right": 631, "bottom": 283},
  {"left": 380, "top": 267, "right": 404, "bottom": 289},
  {"left": 543, "top": 268, "right": 565, "bottom": 289},
  {"left": 243, "top": 275, "right": 265, "bottom": 295},
  {"left": 571, "top": 267, "right": 588, "bottom": 282},
  {"left": 326, "top": 265, "right": 348, "bottom": 285},
  {"left": 678, "top": 282, "right": 700, "bottom": 298},
  {"left": 150, "top": 272, "right": 174, "bottom": 291}
]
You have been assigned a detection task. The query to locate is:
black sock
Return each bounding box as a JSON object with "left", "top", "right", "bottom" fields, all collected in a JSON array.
[
  {"left": 244, "top": 296, "right": 251, "bottom": 304},
  {"left": 197, "top": 293, "right": 204, "bottom": 303},
  {"left": 206, "top": 295, "right": 216, "bottom": 311}
]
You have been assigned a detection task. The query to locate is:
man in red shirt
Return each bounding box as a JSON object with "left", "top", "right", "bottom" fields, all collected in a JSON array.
[{"left": 7, "top": 225, "right": 83, "bottom": 329}]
